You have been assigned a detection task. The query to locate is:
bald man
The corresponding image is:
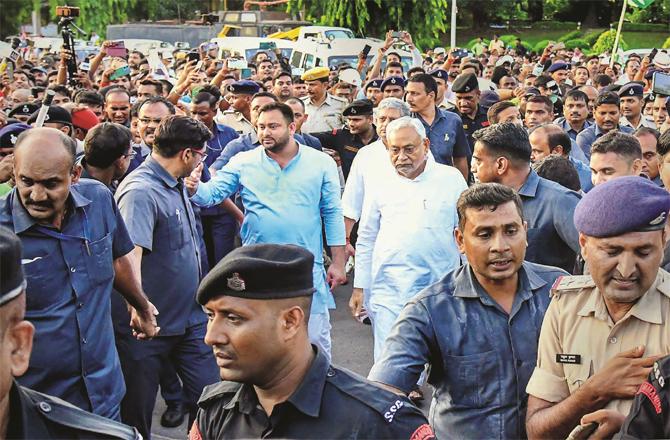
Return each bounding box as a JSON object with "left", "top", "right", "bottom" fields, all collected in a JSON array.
[{"left": 0, "top": 128, "right": 158, "bottom": 419}]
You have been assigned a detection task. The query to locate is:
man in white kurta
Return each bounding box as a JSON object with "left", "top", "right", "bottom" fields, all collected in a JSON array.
[{"left": 354, "top": 116, "right": 468, "bottom": 360}]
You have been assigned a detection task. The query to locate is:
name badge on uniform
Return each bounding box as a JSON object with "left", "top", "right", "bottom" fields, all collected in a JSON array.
[
  {"left": 444, "top": 133, "right": 450, "bottom": 142},
  {"left": 556, "top": 354, "right": 581, "bottom": 364}
]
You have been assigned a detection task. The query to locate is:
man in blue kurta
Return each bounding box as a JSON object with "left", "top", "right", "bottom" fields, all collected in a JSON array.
[{"left": 187, "top": 101, "right": 347, "bottom": 359}]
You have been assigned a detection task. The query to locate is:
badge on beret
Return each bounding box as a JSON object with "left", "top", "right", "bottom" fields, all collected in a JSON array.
[
  {"left": 437, "top": 71, "right": 443, "bottom": 78},
  {"left": 9, "top": 134, "right": 17, "bottom": 145},
  {"left": 391, "top": 78, "right": 396, "bottom": 84},
  {"left": 464, "top": 86, "right": 471, "bottom": 92},
  {"left": 44, "top": 113, "right": 50, "bottom": 122},
  {"left": 628, "top": 88, "right": 635, "bottom": 96},
  {"left": 22, "top": 105, "right": 28, "bottom": 113},
  {"left": 227, "top": 273, "right": 246, "bottom": 291},
  {"left": 351, "top": 108, "right": 357, "bottom": 114},
  {"left": 650, "top": 212, "right": 666, "bottom": 226}
]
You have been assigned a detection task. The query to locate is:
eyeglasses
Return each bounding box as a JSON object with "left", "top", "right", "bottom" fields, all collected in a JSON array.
[{"left": 189, "top": 148, "right": 208, "bottom": 164}]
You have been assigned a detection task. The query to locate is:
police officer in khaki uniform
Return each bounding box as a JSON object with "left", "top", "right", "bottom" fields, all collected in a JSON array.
[
  {"left": 190, "top": 243, "right": 434, "bottom": 440},
  {"left": 215, "top": 80, "right": 258, "bottom": 135},
  {"left": 300, "top": 67, "right": 347, "bottom": 134},
  {"left": 0, "top": 226, "right": 141, "bottom": 439},
  {"left": 525, "top": 176, "right": 670, "bottom": 439}
]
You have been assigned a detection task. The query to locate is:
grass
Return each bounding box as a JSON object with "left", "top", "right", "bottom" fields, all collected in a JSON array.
[{"left": 452, "top": 27, "right": 667, "bottom": 50}]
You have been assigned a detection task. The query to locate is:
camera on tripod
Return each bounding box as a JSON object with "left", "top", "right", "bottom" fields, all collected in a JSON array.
[{"left": 56, "top": 6, "right": 83, "bottom": 86}]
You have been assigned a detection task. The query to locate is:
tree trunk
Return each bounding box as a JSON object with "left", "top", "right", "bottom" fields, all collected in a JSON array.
[{"left": 527, "top": 0, "right": 543, "bottom": 22}]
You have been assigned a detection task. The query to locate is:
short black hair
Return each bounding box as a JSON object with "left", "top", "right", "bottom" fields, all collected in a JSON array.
[
  {"left": 385, "top": 61, "right": 404, "bottom": 73},
  {"left": 658, "top": 130, "right": 670, "bottom": 157},
  {"left": 472, "top": 122, "right": 531, "bottom": 164},
  {"left": 564, "top": 89, "right": 588, "bottom": 104},
  {"left": 594, "top": 91, "right": 620, "bottom": 109},
  {"left": 154, "top": 115, "right": 212, "bottom": 158},
  {"left": 103, "top": 86, "right": 131, "bottom": 101},
  {"left": 593, "top": 74, "right": 612, "bottom": 88},
  {"left": 526, "top": 95, "right": 554, "bottom": 114},
  {"left": 407, "top": 73, "right": 437, "bottom": 98},
  {"left": 251, "top": 91, "right": 278, "bottom": 102},
  {"left": 137, "top": 96, "right": 176, "bottom": 115},
  {"left": 285, "top": 97, "right": 305, "bottom": 111},
  {"left": 84, "top": 123, "right": 132, "bottom": 168},
  {"left": 258, "top": 101, "right": 294, "bottom": 124},
  {"left": 591, "top": 131, "right": 642, "bottom": 162},
  {"left": 487, "top": 101, "right": 517, "bottom": 124},
  {"left": 138, "top": 78, "right": 164, "bottom": 95},
  {"left": 273, "top": 71, "right": 292, "bottom": 83},
  {"left": 48, "top": 84, "right": 70, "bottom": 98},
  {"left": 407, "top": 66, "right": 425, "bottom": 77},
  {"left": 75, "top": 90, "right": 104, "bottom": 107},
  {"left": 532, "top": 155, "right": 581, "bottom": 192},
  {"left": 456, "top": 183, "right": 524, "bottom": 231},
  {"left": 193, "top": 91, "right": 219, "bottom": 108},
  {"left": 634, "top": 126, "right": 660, "bottom": 142}
]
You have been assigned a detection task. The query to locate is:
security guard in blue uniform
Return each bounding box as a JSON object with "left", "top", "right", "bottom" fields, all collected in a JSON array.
[
  {"left": 450, "top": 72, "right": 490, "bottom": 152},
  {"left": 190, "top": 243, "right": 434, "bottom": 440},
  {"left": 0, "top": 226, "right": 141, "bottom": 440},
  {"left": 312, "top": 99, "right": 378, "bottom": 179}
]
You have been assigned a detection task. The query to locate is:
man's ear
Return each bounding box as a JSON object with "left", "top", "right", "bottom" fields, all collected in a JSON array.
[
  {"left": 553, "top": 145, "right": 565, "bottom": 156},
  {"left": 10, "top": 319, "right": 34, "bottom": 378},
  {"left": 454, "top": 226, "right": 466, "bottom": 255},
  {"left": 280, "top": 306, "right": 305, "bottom": 342},
  {"left": 632, "top": 158, "right": 643, "bottom": 175},
  {"left": 70, "top": 163, "right": 83, "bottom": 184},
  {"left": 579, "top": 232, "right": 588, "bottom": 260}
]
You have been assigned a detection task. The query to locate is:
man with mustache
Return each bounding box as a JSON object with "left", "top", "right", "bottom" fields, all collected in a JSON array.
[
  {"left": 186, "top": 102, "right": 347, "bottom": 361},
  {"left": 368, "top": 183, "right": 567, "bottom": 439},
  {"left": 0, "top": 127, "right": 158, "bottom": 421},
  {"left": 526, "top": 176, "right": 670, "bottom": 439},
  {"left": 190, "top": 243, "right": 433, "bottom": 439},
  {"left": 577, "top": 92, "right": 634, "bottom": 161}
]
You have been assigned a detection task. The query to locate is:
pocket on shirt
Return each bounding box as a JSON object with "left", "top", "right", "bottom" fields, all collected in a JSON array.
[
  {"left": 564, "top": 357, "right": 592, "bottom": 394},
  {"left": 444, "top": 350, "right": 501, "bottom": 408},
  {"left": 423, "top": 203, "right": 455, "bottom": 230},
  {"left": 23, "top": 251, "right": 65, "bottom": 310},
  {"left": 168, "top": 213, "right": 184, "bottom": 250},
  {"left": 85, "top": 232, "right": 114, "bottom": 286}
]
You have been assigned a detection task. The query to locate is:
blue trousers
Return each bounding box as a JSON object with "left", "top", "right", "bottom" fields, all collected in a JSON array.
[
  {"left": 115, "top": 322, "right": 219, "bottom": 439},
  {"left": 202, "top": 213, "right": 237, "bottom": 270}
]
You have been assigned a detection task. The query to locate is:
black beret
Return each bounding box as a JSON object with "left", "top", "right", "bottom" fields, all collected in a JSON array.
[
  {"left": 8, "top": 103, "right": 40, "bottom": 118},
  {"left": 364, "top": 78, "right": 383, "bottom": 90},
  {"left": 574, "top": 176, "right": 670, "bottom": 237},
  {"left": 380, "top": 76, "right": 405, "bottom": 91},
  {"left": 618, "top": 82, "right": 644, "bottom": 98},
  {"left": 196, "top": 243, "right": 315, "bottom": 304},
  {"left": 343, "top": 99, "right": 373, "bottom": 117},
  {"left": 0, "top": 226, "right": 26, "bottom": 307},
  {"left": 429, "top": 69, "right": 448, "bottom": 80},
  {"left": 451, "top": 73, "right": 479, "bottom": 93},
  {"left": 226, "top": 80, "right": 261, "bottom": 95},
  {"left": 27, "top": 105, "right": 72, "bottom": 125},
  {"left": 0, "top": 123, "right": 31, "bottom": 149}
]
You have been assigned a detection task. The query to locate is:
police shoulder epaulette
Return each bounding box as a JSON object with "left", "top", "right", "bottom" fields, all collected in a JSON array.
[
  {"left": 327, "top": 365, "right": 410, "bottom": 422},
  {"left": 550, "top": 275, "right": 595, "bottom": 296},
  {"left": 197, "top": 381, "right": 242, "bottom": 406},
  {"left": 21, "top": 386, "right": 140, "bottom": 439},
  {"left": 330, "top": 94, "right": 348, "bottom": 104},
  {"left": 655, "top": 268, "right": 670, "bottom": 299}
]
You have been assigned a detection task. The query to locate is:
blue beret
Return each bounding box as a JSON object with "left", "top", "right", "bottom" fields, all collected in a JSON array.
[
  {"left": 574, "top": 176, "right": 670, "bottom": 237},
  {"left": 365, "top": 78, "right": 383, "bottom": 90},
  {"left": 380, "top": 76, "right": 405, "bottom": 91},
  {"left": 430, "top": 69, "right": 449, "bottom": 80},
  {"left": 196, "top": 243, "right": 315, "bottom": 304},
  {"left": 547, "top": 62, "right": 570, "bottom": 73},
  {"left": 618, "top": 82, "right": 644, "bottom": 98},
  {"left": 227, "top": 80, "right": 261, "bottom": 95},
  {"left": 0, "top": 123, "right": 31, "bottom": 149}
]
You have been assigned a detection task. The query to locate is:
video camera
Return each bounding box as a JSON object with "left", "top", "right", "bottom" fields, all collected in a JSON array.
[{"left": 56, "top": 5, "right": 84, "bottom": 86}]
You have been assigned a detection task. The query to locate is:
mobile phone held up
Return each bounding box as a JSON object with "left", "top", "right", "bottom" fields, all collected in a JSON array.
[
  {"left": 109, "top": 65, "right": 130, "bottom": 81},
  {"left": 652, "top": 71, "right": 670, "bottom": 97},
  {"left": 228, "top": 59, "right": 248, "bottom": 70},
  {"left": 107, "top": 41, "right": 126, "bottom": 58},
  {"left": 187, "top": 51, "right": 200, "bottom": 63},
  {"left": 361, "top": 44, "right": 372, "bottom": 58},
  {"left": 259, "top": 41, "right": 277, "bottom": 50}
]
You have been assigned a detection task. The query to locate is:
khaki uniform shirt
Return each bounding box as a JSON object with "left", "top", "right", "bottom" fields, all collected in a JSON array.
[
  {"left": 215, "top": 110, "right": 254, "bottom": 136},
  {"left": 526, "top": 270, "right": 670, "bottom": 415},
  {"left": 619, "top": 115, "right": 657, "bottom": 130},
  {"left": 300, "top": 93, "right": 347, "bottom": 134}
]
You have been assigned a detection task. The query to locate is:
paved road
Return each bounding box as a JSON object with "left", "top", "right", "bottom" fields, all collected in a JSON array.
[{"left": 152, "top": 279, "right": 378, "bottom": 439}]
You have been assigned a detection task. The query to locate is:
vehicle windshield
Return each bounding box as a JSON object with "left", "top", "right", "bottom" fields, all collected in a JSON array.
[
  {"left": 325, "top": 30, "right": 355, "bottom": 40},
  {"left": 328, "top": 55, "right": 413, "bottom": 72},
  {"left": 245, "top": 48, "right": 292, "bottom": 62}
]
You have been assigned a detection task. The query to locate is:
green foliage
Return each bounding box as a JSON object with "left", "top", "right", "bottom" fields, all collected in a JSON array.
[
  {"left": 621, "top": 23, "right": 669, "bottom": 32},
  {"left": 663, "top": 36, "right": 670, "bottom": 49},
  {"left": 499, "top": 34, "right": 517, "bottom": 45},
  {"left": 466, "top": 38, "right": 490, "bottom": 49},
  {"left": 564, "top": 38, "right": 588, "bottom": 50},
  {"left": 592, "top": 30, "right": 628, "bottom": 54},
  {"left": 558, "top": 30, "right": 582, "bottom": 42},
  {"left": 533, "top": 39, "right": 551, "bottom": 52},
  {"left": 583, "top": 30, "right": 602, "bottom": 46},
  {"left": 532, "top": 21, "right": 579, "bottom": 30},
  {"left": 0, "top": 0, "right": 34, "bottom": 39},
  {"left": 288, "top": 0, "right": 449, "bottom": 49}
]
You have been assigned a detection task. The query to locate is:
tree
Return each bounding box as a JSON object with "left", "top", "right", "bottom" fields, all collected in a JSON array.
[
  {"left": 0, "top": 0, "right": 34, "bottom": 39},
  {"left": 287, "top": 0, "right": 449, "bottom": 48}
]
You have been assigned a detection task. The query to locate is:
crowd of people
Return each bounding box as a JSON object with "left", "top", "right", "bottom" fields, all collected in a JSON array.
[{"left": 1, "top": 27, "right": 670, "bottom": 439}]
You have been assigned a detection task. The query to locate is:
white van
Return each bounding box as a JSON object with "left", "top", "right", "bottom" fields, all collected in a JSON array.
[{"left": 209, "top": 37, "right": 296, "bottom": 63}]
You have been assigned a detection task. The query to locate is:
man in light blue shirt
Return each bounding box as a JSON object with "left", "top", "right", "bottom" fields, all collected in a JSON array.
[{"left": 186, "top": 102, "right": 347, "bottom": 358}]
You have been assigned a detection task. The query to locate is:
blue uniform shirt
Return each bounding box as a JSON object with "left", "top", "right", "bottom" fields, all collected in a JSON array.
[
  {"left": 368, "top": 262, "right": 567, "bottom": 440},
  {"left": 191, "top": 145, "right": 345, "bottom": 314},
  {"left": 413, "top": 107, "right": 470, "bottom": 165},
  {"left": 200, "top": 123, "right": 239, "bottom": 216},
  {"left": 554, "top": 117, "right": 592, "bottom": 142},
  {"left": 115, "top": 154, "right": 205, "bottom": 336},
  {"left": 520, "top": 169, "right": 581, "bottom": 273},
  {"left": 0, "top": 180, "right": 134, "bottom": 418},
  {"left": 576, "top": 125, "right": 634, "bottom": 160}
]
